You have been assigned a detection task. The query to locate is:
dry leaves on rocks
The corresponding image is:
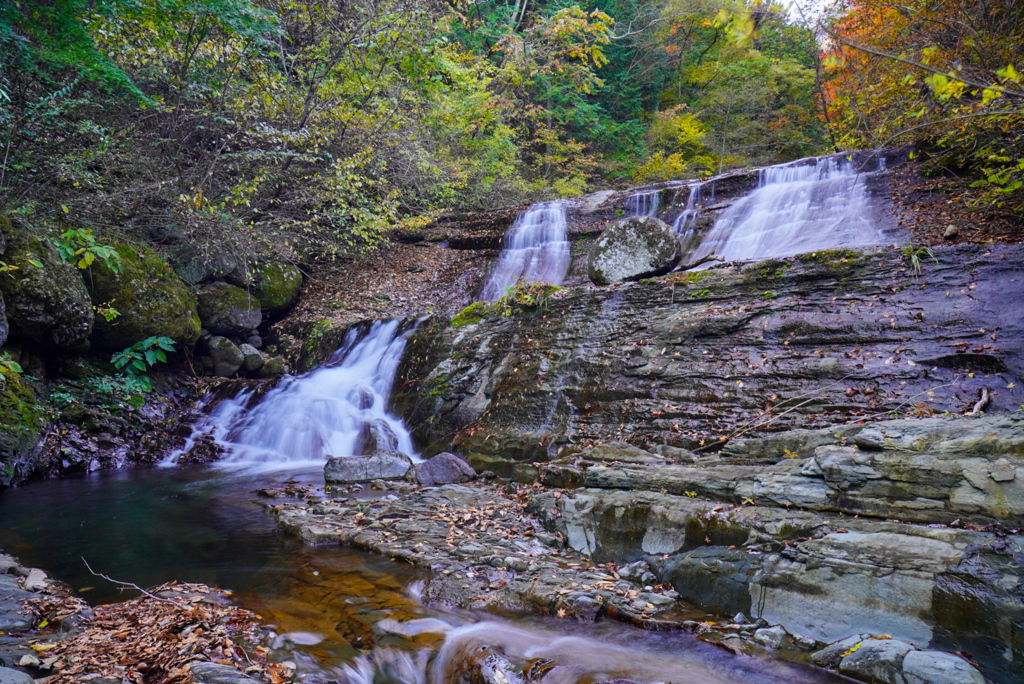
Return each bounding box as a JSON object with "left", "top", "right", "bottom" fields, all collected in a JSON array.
[{"left": 36, "top": 582, "right": 278, "bottom": 684}]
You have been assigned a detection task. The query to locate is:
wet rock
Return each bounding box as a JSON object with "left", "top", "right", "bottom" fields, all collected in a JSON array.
[
  {"left": 355, "top": 420, "right": 399, "bottom": 454},
  {"left": 188, "top": 662, "right": 257, "bottom": 683},
  {"left": 86, "top": 244, "right": 201, "bottom": 351},
  {"left": 0, "top": 575, "right": 34, "bottom": 632},
  {"left": 837, "top": 639, "right": 914, "bottom": 684},
  {"left": 580, "top": 442, "right": 665, "bottom": 464},
  {"left": 238, "top": 343, "right": 263, "bottom": 372},
  {"left": 196, "top": 282, "right": 261, "bottom": 336},
  {"left": 586, "top": 216, "right": 680, "bottom": 286},
  {"left": 208, "top": 336, "right": 244, "bottom": 377},
  {"left": 0, "top": 217, "right": 93, "bottom": 349},
  {"left": 0, "top": 369, "right": 48, "bottom": 486},
  {"left": 752, "top": 626, "right": 789, "bottom": 650},
  {"left": 901, "top": 650, "right": 986, "bottom": 684},
  {"left": 253, "top": 263, "right": 302, "bottom": 314},
  {"left": 173, "top": 249, "right": 246, "bottom": 287},
  {"left": 812, "top": 635, "right": 871, "bottom": 669},
  {"left": 413, "top": 452, "right": 476, "bottom": 486},
  {"left": 324, "top": 450, "right": 413, "bottom": 483},
  {"left": 0, "top": 666, "right": 33, "bottom": 684},
  {"left": 618, "top": 561, "right": 657, "bottom": 586},
  {"left": 853, "top": 430, "right": 885, "bottom": 451}
]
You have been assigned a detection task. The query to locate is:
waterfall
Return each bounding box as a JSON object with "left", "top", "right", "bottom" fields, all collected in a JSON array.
[
  {"left": 479, "top": 200, "right": 570, "bottom": 301},
  {"left": 163, "top": 319, "right": 417, "bottom": 471},
  {"left": 671, "top": 183, "right": 705, "bottom": 236},
  {"left": 681, "top": 155, "right": 886, "bottom": 264},
  {"left": 624, "top": 189, "right": 660, "bottom": 217}
]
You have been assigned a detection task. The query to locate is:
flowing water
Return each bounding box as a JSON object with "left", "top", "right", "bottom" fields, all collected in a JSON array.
[
  {"left": 480, "top": 201, "right": 570, "bottom": 301},
  {"left": 681, "top": 155, "right": 888, "bottom": 264},
  {"left": 624, "top": 189, "right": 661, "bottom": 217},
  {"left": 163, "top": 319, "right": 418, "bottom": 472}
]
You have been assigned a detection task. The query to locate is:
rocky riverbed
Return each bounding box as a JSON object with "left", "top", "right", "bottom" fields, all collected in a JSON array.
[{"left": 265, "top": 408, "right": 1021, "bottom": 684}]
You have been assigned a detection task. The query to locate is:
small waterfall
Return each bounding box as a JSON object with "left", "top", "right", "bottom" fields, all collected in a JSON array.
[
  {"left": 681, "top": 155, "right": 886, "bottom": 264},
  {"left": 624, "top": 189, "right": 660, "bottom": 217},
  {"left": 163, "top": 319, "right": 417, "bottom": 471},
  {"left": 671, "top": 183, "right": 705, "bottom": 236},
  {"left": 480, "top": 200, "right": 570, "bottom": 301}
]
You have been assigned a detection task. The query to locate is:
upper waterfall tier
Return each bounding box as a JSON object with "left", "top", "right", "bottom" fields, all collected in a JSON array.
[
  {"left": 480, "top": 200, "right": 571, "bottom": 301},
  {"left": 164, "top": 319, "right": 417, "bottom": 471},
  {"left": 681, "top": 155, "right": 887, "bottom": 264}
]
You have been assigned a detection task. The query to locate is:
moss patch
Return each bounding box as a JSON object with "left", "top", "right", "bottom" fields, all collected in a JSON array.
[
  {"left": 254, "top": 263, "right": 302, "bottom": 313},
  {"left": 799, "top": 248, "right": 861, "bottom": 265},
  {"left": 451, "top": 301, "right": 492, "bottom": 328},
  {"left": 0, "top": 368, "right": 49, "bottom": 479}
]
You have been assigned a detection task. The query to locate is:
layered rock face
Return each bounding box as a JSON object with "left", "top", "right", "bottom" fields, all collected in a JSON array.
[
  {"left": 525, "top": 415, "right": 1023, "bottom": 683},
  {"left": 393, "top": 244, "right": 1024, "bottom": 471}
]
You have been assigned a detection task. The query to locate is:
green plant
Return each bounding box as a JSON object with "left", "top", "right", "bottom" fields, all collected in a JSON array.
[
  {"left": 691, "top": 289, "right": 710, "bottom": 298},
  {"left": 496, "top": 281, "right": 562, "bottom": 317},
  {"left": 0, "top": 352, "right": 22, "bottom": 374},
  {"left": 111, "top": 336, "right": 175, "bottom": 385},
  {"left": 55, "top": 227, "right": 122, "bottom": 272},
  {"left": 901, "top": 243, "right": 937, "bottom": 276}
]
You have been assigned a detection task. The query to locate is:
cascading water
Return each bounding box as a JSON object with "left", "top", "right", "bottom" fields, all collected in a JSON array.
[
  {"left": 672, "top": 183, "right": 705, "bottom": 236},
  {"left": 681, "top": 155, "right": 886, "bottom": 264},
  {"left": 624, "top": 189, "right": 660, "bottom": 217},
  {"left": 480, "top": 200, "right": 570, "bottom": 301},
  {"left": 163, "top": 319, "right": 417, "bottom": 471}
]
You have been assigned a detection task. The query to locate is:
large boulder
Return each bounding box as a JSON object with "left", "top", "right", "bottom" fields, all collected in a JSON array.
[
  {"left": 253, "top": 263, "right": 302, "bottom": 314},
  {"left": 172, "top": 247, "right": 247, "bottom": 287},
  {"left": 238, "top": 343, "right": 263, "bottom": 372},
  {"left": 412, "top": 452, "right": 476, "bottom": 486},
  {"left": 838, "top": 639, "right": 914, "bottom": 684},
  {"left": 586, "top": 215, "right": 680, "bottom": 286},
  {"left": 0, "top": 367, "right": 49, "bottom": 486},
  {"left": 196, "top": 282, "right": 261, "bottom": 336},
  {"left": 207, "top": 336, "right": 244, "bottom": 377},
  {"left": 324, "top": 450, "right": 413, "bottom": 484},
  {"left": 85, "top": 244, "right": 201, "bottom": 351},
  {"left": 902, "top": 650, "right": 986, "bottom": 684},
  {"left": 0, "top": 217, "right": 93, "bottom": 349}
]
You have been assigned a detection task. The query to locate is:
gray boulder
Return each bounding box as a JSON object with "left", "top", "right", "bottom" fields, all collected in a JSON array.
[
  {"left": 0, "top": 666, "right": 34, "bottom": 684},
  {"left": 413, "top": 452, "right": 476, "bottom": 486},
  {"left": 324, "top": 450, "right": 413, "bottom": 483},
  {"left": 902, "top": 651, "right": 986, "bottom": 684},
  {"left": 0, "top": 217, "right": 93, "bottom": 349},
  {"left": 173, "top": 248, "right": 246, "bottom": 287},
  {"left": 355, "top": 420, "right": 399, "bottom": 454},
  {"left": 838, "top": 639, "right": 914, "bottom": 684},
  {"left": 587, "top": 216, "right": 680, "bottom": 286},
  {"left": 812, "top": 634, "right": 872, "bottom": 669},
  {"left": 208, "top": 336, "right": 244, "bottom": 377},
  {"left": 196, "top": 282, "right": 261, "bottom": 336},
  {"left": 188, "top": 662, "right": 257, "bottom": 683},
  {"left": 238, "top": 343, "right": 263, "bottom": 372}
]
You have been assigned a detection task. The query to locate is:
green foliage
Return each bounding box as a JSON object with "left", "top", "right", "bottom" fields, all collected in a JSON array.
[
  {"left": 451, "top": 302, "right": 492, "bottom": 329},
  {"left": 55, "top": 227, "right": 122, "bottom": 272},
  {"left": 111, "top": 335, "right": 176, "bottom": 382},
  {"left": 496, "top": 281, "right": 562, "bottom": 316},
  {"left": 0, "top": 352, "right": 22, "bottom": 375},
  {"left": 901, "top": 243, "right": 936, "bottom": 277}
]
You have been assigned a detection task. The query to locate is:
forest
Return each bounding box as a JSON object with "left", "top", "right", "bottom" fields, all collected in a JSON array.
[{"left": 1, "top": 0, "right": 1020, "bottom": 268}]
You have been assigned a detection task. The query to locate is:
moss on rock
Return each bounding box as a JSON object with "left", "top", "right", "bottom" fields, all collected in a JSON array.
[
  {"left": 0, "top": 218, "right": 93, "bottom": 349},
  {"left": 196, "top": 282, "right": 261, "bottom": 336},
  {"left": 0, "top": 368, "right": 49, "bottom": 484},
  {"left": 451, "top": 301, "right": 492, "bottom": 328},
  {"left": 87, "top": 244, "right": 201, "bottom": 351},
  {"left": 254, "top": 263, "right": 302, "bottom": 314}
]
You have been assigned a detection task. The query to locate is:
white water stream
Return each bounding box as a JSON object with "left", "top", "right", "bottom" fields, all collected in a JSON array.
[
  {"left": 681, "top": 155, "right": 887, "bottom": 264},
  {"left": 624, "top": 188, "right": 661, "bottom": 217},
  {"left": 480, "top": 200, "right": 570, "bottom": 301},
  {"left": 163, "top": 319, "right": 417, "bottom": 472}
]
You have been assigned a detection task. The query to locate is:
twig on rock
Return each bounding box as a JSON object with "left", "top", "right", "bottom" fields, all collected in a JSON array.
[
  {"left": 82, "top": 557, "right": 183, "bottom": 606},
  {"left": 969, "top": 387, "right": 991, "bottom": 415}
]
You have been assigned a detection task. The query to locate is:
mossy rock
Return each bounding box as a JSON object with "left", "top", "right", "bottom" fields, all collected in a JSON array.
[
  {"left": 253, "top": 263, "right": 302, "bottom": 314},
  {"left": 0, "top": 368, "right": 49, "bottom": 485},
  {"left": 0, "top": 290, "right": 8, "bottom": 349},
  {"left": 86, "top": 244, "right": 201, "bottom": 351},
  {"left": 0, "top": 217, "right": 93, "bottom": 349},
  {"left": 197, "top": 282, "right": 261, "bottom": 336},
  {"left": 451, "top": 301, "right": 493, "bottom": 328}
]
